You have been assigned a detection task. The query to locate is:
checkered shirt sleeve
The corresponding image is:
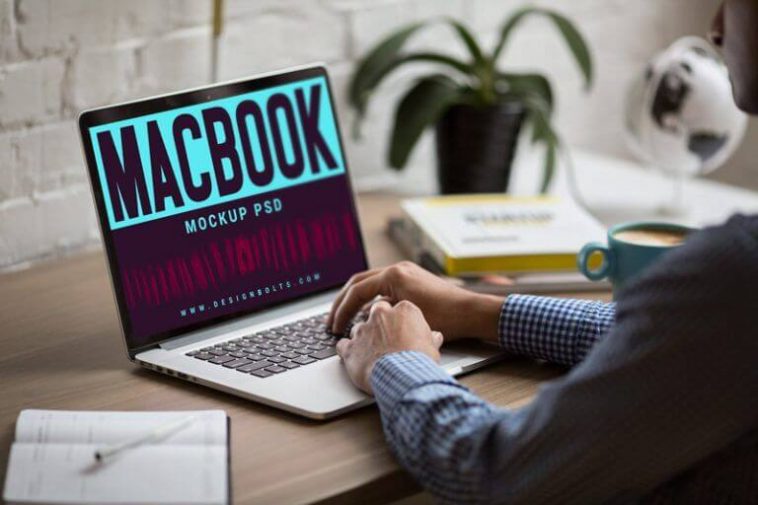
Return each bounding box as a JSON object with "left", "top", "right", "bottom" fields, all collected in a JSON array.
[
  {"left": 499, "top": 294, "right": 616, "bottom": 366},
  {"left": 370, "top": 296, "right": 616, "bottom": 503},
  {"left": 371, "top": 351, "right": 516, "bottom": 504}
]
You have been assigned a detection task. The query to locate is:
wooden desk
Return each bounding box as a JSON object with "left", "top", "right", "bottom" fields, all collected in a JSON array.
[{"left": 0, "top": 193, "right": 608, "bottom": 505}]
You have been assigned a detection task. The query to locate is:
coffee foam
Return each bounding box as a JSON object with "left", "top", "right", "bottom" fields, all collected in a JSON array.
[{"left": 613, "top": 229, "right": 687, "bottom": 247}]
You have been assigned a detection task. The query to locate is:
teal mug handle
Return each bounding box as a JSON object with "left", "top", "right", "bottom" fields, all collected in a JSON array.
[{"left": 578, "top": 242, "right": 614, "bottom": 281}]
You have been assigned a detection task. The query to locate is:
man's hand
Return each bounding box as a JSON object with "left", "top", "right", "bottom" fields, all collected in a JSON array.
[
  {"left": 336, "top": 299, "right": 443, "bottom": 394},
  {"left": 328, "top": 261, "right": 504, "bottom": 343}
]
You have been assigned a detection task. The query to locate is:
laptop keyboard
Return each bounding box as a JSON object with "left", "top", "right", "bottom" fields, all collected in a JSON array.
[{"left": 185, "top": 312, "right": 343, "bottom": 378}]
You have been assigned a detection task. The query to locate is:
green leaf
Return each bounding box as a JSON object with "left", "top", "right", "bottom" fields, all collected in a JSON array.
[
  {"left": 499, "top": 73, "right": 554, "bottom": 115},
  {"left": 543, "top": 11, "right": 593, "bottom": 89},
  {"left": 491, "top": 8, "right": 593, "bottom": 89},
  {"left": 523, "top": 95, "right": 555, "bottom": 139},
  {"left": 502, "top": 74, "right": 553, "bottom": 106},
  {"left": 491, "top": 7, "right": 536, "bottom": 61},
  {"left": 348, "top": 22, "right": 426, "bottom": 120},
  {"left": 388, "top": 75, "right": 462, "bottom": 170},
  {"left": 540, "top": 139, "right": 557, "bottom": 194},
  {"left": 349, "top": 52, "right": 471, "bottom": 139},
  {"left": 445, "top": 18, "right": 487, "bottom": 68},
  {"left": 348, "top": 21, "right": 477, "bottom": 139},
  {"left": 365, "top": 52, "right": 471, "bottom": 94},
  {"left": 400, "top": 52, "right": 472, "bottom": 75},
  {"left": 521, "top": 94, "right": 560, "bottom": 193}
]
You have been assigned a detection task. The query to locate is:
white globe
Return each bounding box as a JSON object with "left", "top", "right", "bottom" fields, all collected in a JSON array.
[{"left": 625, "top": 37, "right": 747, "bottom": 177}]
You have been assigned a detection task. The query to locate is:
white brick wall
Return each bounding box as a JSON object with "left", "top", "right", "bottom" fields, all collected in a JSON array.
[
  {"left": 1, "top": 0, "right": 750, "bottom": 270},
  {"left": 140, "top": 27, "right": 213, "bottom": 94},
  {"left": 0, "top": 57, "right": 64, "bottom": 127},
  {"left": 0, "top": 0, "right": 17, "bottom": 62},
  {"left": 218, "top": 3, "right": 347, "bottom": 80},
  {"left": 67, "top": 43, "right": 141, "bottom": 111}
]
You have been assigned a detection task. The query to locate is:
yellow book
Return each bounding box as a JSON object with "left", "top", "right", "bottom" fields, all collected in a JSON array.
[{"left": 401, "top": 195, "right": 606, "bottom": 276}]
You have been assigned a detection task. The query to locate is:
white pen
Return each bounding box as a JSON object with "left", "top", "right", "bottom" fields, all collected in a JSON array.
[{"left": 93, "top": 415, "right": 197, "bottom": 463}]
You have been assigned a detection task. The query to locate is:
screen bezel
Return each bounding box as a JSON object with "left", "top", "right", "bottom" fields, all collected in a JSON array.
[{"left": 78, "top": 65, "right": 369, "bottom": 358}]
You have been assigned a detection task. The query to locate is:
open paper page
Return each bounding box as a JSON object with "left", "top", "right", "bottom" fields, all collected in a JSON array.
[
  {"left": 4, "top": 443, "right": 228, "bottom": 505},
  {"left": 14, "top": 410, "right": 227, "bottom": 446}
]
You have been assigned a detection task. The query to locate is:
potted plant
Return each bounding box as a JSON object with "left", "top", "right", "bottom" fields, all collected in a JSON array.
[{"left": 348, "top": 7, "right": 593, "bottom": 194}]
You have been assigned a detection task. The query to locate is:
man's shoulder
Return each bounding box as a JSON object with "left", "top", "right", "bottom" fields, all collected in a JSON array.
[
  {"left": 723, "top": 213, "right": 758, "bottom": 233},
  {"left": 687, "top": 213, "right": 758, "bottom": 260}
]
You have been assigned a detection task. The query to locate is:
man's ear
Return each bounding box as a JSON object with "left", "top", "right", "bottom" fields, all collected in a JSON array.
[{"left": 710, "top": 3, "right": 725, "bottom": 47}]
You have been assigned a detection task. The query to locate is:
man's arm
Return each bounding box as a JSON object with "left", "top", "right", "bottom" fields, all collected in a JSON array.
[
  {"left": 327, "top": 260, "right": 616, "bottom": 368},
  {"left": 500, "top": 295, "right": 616, "bottom": 366},
  {"left": 368, "top": 216, "right": 758, "bottom": 504},
  {"left": 371, "top": 352, "right": 515, "bottom": 504}
]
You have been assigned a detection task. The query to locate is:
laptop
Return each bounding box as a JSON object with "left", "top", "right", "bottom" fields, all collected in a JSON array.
[{"left": 78, "top": 64, "right": 504, "bottom": 419}]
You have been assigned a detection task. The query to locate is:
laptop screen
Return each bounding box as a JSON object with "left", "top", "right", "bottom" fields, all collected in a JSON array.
[{"left": 79, "top": 67, "right": 368, "bottom": 353}]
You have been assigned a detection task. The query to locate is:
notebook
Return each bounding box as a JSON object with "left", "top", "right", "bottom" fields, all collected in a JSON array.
[{"left": 3, "top": 409, "right": 230, "bottom": 505}]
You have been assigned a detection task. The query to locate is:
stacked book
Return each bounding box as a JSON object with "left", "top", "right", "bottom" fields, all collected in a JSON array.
[{"left": 388, "top": 195, "right": 610, "bottom": 295}]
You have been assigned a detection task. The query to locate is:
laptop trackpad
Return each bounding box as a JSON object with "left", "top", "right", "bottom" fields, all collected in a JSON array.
[
  {"left": 440, "top": 340, "right": 505, "bottom": 373},
  {"left": 440, "top": 351, "right": 466, "bottom": 366}
]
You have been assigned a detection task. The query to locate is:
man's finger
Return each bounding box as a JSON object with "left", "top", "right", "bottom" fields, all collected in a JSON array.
[
  {"left": 360, "top": 295, "right": 393, "bottom": 315},
  {"left": 336, "top": 337, "right": 351, "bottom": 359},
  {"left": 349, "top": 321, "right": 366, "bottom": 340},
  {"left": 431, "top": 331, "right": 444, "bottom": 349},
  {"left": 327, "top": 268, "right": 382, "bottom": 327},
  {"left": 368, "top": 299, "right": 392, "bottom": 319},
  {"left": 332, "top": 274, "right": 389, "bottom": 334}
]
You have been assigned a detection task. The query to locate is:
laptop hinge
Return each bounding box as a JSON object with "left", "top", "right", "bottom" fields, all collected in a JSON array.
[{"left": 158, "top": 289, "right": 339, "bottom": 351}]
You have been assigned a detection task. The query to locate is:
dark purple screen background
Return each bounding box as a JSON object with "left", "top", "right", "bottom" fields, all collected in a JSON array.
[{"left": 110, "top": 175, "right": 366, "bottom": 346}]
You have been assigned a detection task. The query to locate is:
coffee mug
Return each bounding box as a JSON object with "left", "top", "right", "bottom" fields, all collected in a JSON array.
[{"left": 578, "top": 221, "right": 694, "bottom": 295}]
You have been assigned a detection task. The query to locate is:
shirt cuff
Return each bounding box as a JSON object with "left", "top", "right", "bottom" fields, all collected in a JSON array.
[
  {"left": 498, "top": 294, "right": 616, "bottom": 366},
  {"left": 497, "top": 296, "right": 511, "bottom": 348},
  {"left": 370, "top": 351, "right": 458, "bottom": 414}
]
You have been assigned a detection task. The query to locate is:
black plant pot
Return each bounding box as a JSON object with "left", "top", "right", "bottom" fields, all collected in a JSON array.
[{"left": 435, "top": 102, "right": 525, "bottom": 194}]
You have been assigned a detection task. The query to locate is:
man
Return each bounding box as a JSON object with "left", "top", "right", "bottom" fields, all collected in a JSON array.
[{"left": 329, "top": 2, "right": 758, "bottom": 503}]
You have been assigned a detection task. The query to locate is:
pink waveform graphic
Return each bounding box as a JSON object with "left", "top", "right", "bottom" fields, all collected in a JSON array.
[{"left": 120, "top": 212, "right": 359, "bottom": 309}]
